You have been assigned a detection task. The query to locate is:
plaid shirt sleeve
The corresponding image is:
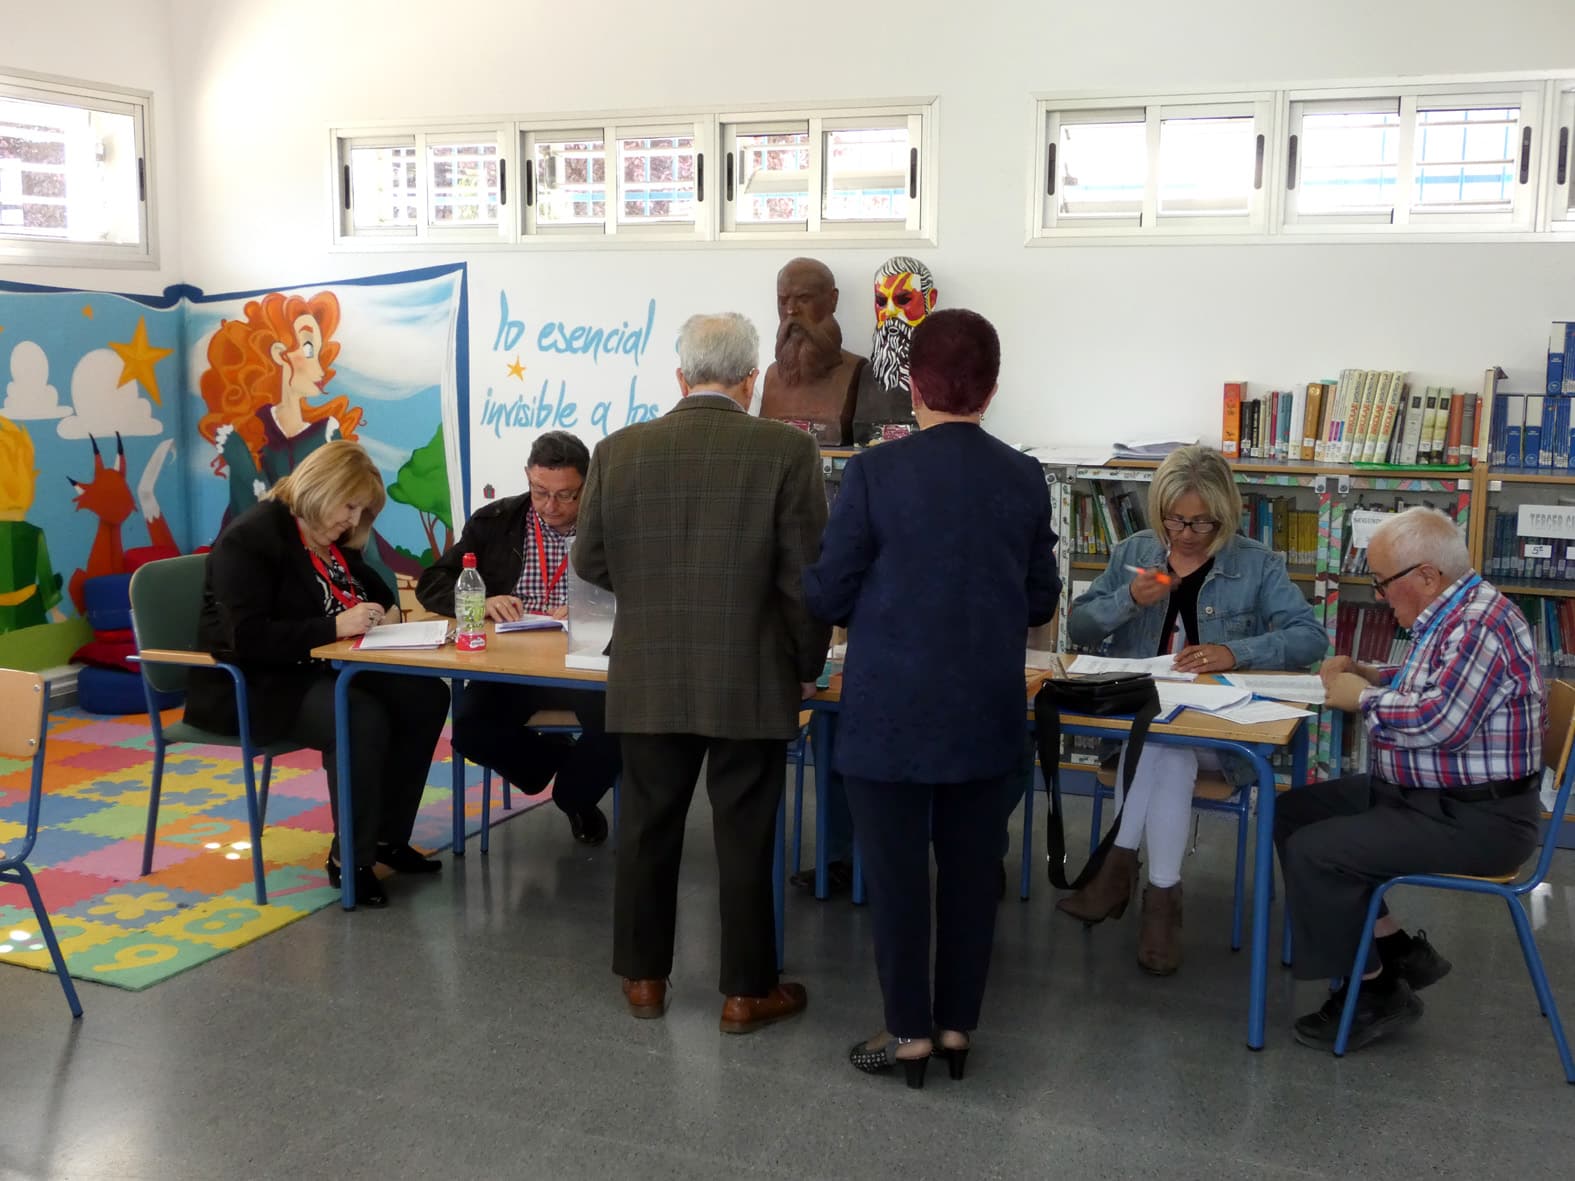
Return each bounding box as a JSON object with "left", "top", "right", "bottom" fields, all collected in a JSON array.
[
  {"left": 1359, "top": 583, "right": 1544, "bottom": 787},
  {"left": 512, "top": 507, "right": 573, "bottom": 613}
]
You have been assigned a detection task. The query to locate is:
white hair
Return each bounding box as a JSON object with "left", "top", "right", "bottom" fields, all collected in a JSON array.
[
  {"left": 678, "top": 313, "right": 759, "bottom": 388},
  {"left": 1372, "top": 506, "right": 1471, "bottom": 581}
]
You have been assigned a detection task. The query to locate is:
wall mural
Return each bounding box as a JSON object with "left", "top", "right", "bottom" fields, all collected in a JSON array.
[{"left": 0, "top": 264, "right": 467, "bottom": 672}]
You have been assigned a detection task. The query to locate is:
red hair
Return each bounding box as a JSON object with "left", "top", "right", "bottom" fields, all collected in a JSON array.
[
  {"left": 909, "top": 308, "right": 1000, "bottom": 415},
  {"left": 197, "top": 291, "right": 361, "bottom": 469}
]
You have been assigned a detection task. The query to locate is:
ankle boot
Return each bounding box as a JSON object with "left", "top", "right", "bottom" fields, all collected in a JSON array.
[
  {"left": 1055, "top": 846, "right": 1138, "bottom": 925},
  {"left": 1137, "top": 883, "right": 1183, "bottom": 975}
]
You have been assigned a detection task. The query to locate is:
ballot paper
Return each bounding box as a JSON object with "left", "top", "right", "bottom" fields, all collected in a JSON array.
[
  {"left": 1219, "top": 673, "right": 1326, "bottom": 704},
  {"left": 354, "top": 620, "right": 451, "bottom": 650},
  {"left": 495, "top": 614, "right": 566, "bottom": 633},
  {"left": 1155, "top": 682, "right": 1251, "bottom": 718},
  {"left": 1213, "top": 699, "right": 1316, "bottom": 725},
  {"left": 1067, "top": 653, "right": 1197, "bottom": 682}
]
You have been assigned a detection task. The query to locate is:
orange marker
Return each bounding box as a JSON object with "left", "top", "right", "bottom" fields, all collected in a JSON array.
[{"left": 1126, "top": 564, "right": 1174, "bottom": 587}]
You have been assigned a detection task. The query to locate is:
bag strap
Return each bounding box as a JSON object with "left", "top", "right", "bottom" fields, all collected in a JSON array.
[{"left": 1036, "top": 682, "right": 1162, "bottom": 891}]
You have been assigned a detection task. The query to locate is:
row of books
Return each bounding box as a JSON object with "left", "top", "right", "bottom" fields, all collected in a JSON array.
[
  {"left": 1332, "top": 601, "right": 1414, "bottom": 666},
  {"left": 1241, "top": 495, "right": 1319, "bottom": 568},
  {"left": 1222, "top": 372, "right": 1480, "bottom": 468},
  {"left": 1512, "top": 594, "right": 1575, "bottom": 671},
  {"left": 1338, "top": 499, "right": 1441, "bottom": 576},
  {"left": 1548, "top": 322, "right": 1575, "bottom": 396},
  {"left": 1487, "top": 393, "right": 1575, "bottom": 471},
  {"left": 1482, "top": 507, "right": 1575, "bottom": 582},
  {"left": 1069, "top": 490, "right": 1146, "bottom": 556}
]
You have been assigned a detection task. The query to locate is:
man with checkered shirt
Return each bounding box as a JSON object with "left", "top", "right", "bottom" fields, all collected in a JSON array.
[
  {"left": 417, "top": 431, "right": 620, "bottom": 846},
  {"left": 1279, "top": 506, "right": 1545, "bottom": 1051}
]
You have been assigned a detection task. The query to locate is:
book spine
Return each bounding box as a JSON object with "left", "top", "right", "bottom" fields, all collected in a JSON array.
[
  {"left": 1444, "top": 391, "right": 1465, "bottom": 464},
  {"left": 1279, "top": 390, "right": 1295, "bottom": 461},
  {"left": 1539, "top": 395, "right": 1558, "bottom": 469},
  {"left": 1461, "top": 394, "right": 1480, "bottom": 464},
  {"left": 1221, "top": 382, "right": 1244, "bottom": 459},
  {"left": 1302, "top": 382, "right": 1324, "bottom": 461},
  {"left": 1525, "top": 395, "right": 1545, "bottom": 472}
]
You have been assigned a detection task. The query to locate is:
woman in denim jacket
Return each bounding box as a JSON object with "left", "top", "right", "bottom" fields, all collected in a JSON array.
[{"left": 1063, "top": 445, "right": 1325, "bottom": 974}]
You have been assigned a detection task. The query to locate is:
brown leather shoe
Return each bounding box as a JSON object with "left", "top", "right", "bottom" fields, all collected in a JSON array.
[
  {"left": 622, "top": 977, "right": 669, "bottom": 1018},
  {"left": 719, "top": 982, "right": 808, "bottom": 1034},
  {"left": 1137, "top": 883, "right": 1183, "bottom": 976},
  {"left": 1055, "top": 846, "right": 1139, "bottom": 924}
]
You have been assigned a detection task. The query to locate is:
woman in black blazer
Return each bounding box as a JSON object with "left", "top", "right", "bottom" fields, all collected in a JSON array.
[
  {"left": 803, "top": 310, "right": 1060, "bottom": 1087},
  {"left": 186, "top": 440, "right": 449, "bottom": 906}
]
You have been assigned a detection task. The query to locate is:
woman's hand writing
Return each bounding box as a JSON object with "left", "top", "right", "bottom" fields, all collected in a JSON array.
[
  {"left": 1128, "top": 568, "right": 1170, "bottom": 608},
  {"left": 334, "top": 602, "right": 382, "bottom": 638}
]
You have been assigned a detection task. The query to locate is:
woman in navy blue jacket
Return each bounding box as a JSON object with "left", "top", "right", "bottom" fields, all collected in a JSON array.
[{"left": 803, "top": 309, "right": 1060, "bottom": 1087}]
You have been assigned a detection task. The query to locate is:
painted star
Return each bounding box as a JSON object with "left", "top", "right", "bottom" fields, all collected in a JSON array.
[
  {"left": 82, "top": 305, "right": 94, "bottom": 319},
  {"left": 108, "top": 316, "right": 173, "bottom": 404},
  {"left": 506, "top": 356, "right": 527, "bottom": 381}
]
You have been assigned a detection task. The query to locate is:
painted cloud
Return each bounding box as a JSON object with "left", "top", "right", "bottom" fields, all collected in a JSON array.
[
  {"left": 57, "top": 348, "right": 164, "bottom": 439},
  {"left": 3, "top": 340, "right": 69, "bottom": 420}
]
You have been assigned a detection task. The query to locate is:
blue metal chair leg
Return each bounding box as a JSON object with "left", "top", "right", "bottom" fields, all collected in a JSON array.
[
  {"left": 1504, "top": 897, "right": 1575, "bottom": 1082},
  {"left": 1332, "top": 889, "right": 1388, "bottom": 1056},
  {"left": 1230, "top": 794, "right": 1250, "bottom": 951},
  {"left": 611, "top": 776, "right": 621, "bottom": 850},
  {"left": 13, "top": 863, "right": 81, "bottom": 1018},
  {"left": 480, "top": 767, "right": 493, "bottom": 855},
  {"left": 140, "top": 738, "right": 166, "bottom": 877},
  {"left": 791, "top": 735, "right": 807, "bottom": 875},
  {"left": 240, "top": 755, "right": 268, "bottom": 906},
  {"left": 1089, "top": 787, "right": 1105, "bottom": 857},
  {"left": 774, "top": 792, "right": 786, "bottom": 971},
  {"left": 851, "top": 838, "right": 866, "bottom": 906},
  {"left": 502, "top": 775, "right": 513, "bottom": 811},
  {"left": 259, "top": 754, "right": 274, "bottom": 827}
]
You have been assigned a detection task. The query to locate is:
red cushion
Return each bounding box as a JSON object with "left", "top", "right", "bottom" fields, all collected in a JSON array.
[
  {"left": 94, "top": 628, "right": 134, "bottom": 644},
  {"left": 72, "top": 637, "right": 138, "bottom": 671},
  {"left": 124, "top": 545, "right": 181, "bottom": 575}
]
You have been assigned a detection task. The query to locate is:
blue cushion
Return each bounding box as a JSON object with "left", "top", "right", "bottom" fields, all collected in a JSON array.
[
  {"left": 82, "top": 573, "right": 134, "bottom": 632},
  {"left": 76, "top": 665, "right": 178, "bottom": 716}
]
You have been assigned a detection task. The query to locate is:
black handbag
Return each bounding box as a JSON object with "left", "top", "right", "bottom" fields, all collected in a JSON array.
[{"left": 1034, "top": 672, "right": 1162, "bottom": 891}]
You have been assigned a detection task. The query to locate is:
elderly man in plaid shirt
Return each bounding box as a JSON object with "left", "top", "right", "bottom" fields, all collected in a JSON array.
[
  {"left": 417, "top": 431, "right": 620, "bottom": 846},
  {"left": 1277, "top": 506, "right": 1545, "bottom": 1051}
]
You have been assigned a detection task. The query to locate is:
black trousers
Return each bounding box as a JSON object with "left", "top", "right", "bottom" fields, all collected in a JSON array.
[
  {"left": 287, "top": 671, "right": 451, "bottom": 867},
  {"left": 613, "top": 734, "right": 785, "bottom": 997},
  {"left": 1274, "top": 772, "right": 1540, "bottom": 980},
  {"left": 843, "top": 772, "right": 1009, "bottom": 1039},
  {"left": 450, "top": 682, "right": 620, "bottom": 817}
]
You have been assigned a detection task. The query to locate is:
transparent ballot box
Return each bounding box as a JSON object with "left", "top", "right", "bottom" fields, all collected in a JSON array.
[{"left": 565, "top": 567, "right": 614, "bottom": 671}]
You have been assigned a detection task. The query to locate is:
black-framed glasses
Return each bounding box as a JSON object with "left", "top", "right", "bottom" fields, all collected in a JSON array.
[
  {"left": 1372, "top": 563, "right": 1424, "bottom": 599},
  {"left": 530, "top": 487, "right": 581, "bottom": 505},
  {"left": 1162, "top": 515, "right": 1219, "bottom": 536}
]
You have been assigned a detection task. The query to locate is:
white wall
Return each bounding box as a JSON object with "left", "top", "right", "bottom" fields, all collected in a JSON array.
[
  {"left": 3, "top": 0, "right": 183, "bottom": 292},
  {"left": 60, "top": 2, "right": 1575, "bottom": 445}
]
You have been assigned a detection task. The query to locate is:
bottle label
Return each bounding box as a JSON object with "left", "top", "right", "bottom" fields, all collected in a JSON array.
[{"left": 456, "top": 630, "right": 487, "bottom": 652}]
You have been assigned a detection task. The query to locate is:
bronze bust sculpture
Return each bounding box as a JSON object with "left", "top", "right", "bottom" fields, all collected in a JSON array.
[{"left": 760, "top": 258, "right": 867, "bottom": 446}]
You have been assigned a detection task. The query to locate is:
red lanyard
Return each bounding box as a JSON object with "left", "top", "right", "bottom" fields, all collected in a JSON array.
[
  {"left": 534, "top": 512, "right": 568, "bottom": 597},
  {"left": 299, "top": 523, "right": 362, "bottom": 611}
]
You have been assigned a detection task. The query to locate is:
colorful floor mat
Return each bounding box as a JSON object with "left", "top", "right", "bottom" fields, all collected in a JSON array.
[{"left": 0, "top": 707, "right": 546, "bottom": 991}]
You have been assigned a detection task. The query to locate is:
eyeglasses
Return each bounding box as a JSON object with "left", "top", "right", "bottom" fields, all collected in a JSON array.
[
  {"left": 1162, "top": 516, "right": 1219, "bottom": 536},
  {"left": 1372, "top": 563, "right": 1424, "bottom": 599},
  {"left": 530, "top": 487, "right": 581, "bottom": 505}
]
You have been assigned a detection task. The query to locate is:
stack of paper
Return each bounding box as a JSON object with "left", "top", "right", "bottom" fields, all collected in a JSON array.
[
  {"left": 1213, "top": 699, "right": 1315, "bottom": 725},
  {"left": 1219, "top": 673, "right": 1326, "bottom": 704},
  {"left": 355, "top": 620, "right": 450, "bottom": 650},
  {"left": 1156, "top": 682, "right": 1251, "bottom": 718},
  {"left": 1111, "top": 438, "right": 1195, "bottom": 460},
  {"left": 496, "top": 614, "right": 566, "bottom": 633},
  {"left": 1067, "top": 653, "right": 1197, "bottom": 682}
]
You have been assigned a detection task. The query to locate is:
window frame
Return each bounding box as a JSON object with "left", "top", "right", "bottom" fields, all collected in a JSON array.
[
  {"left": 1544, "top": 79, "right": 1575, "bottom": 234},
  {"left": 1032, "top": 91, "right": 1276, "bottom": 241},
  {"left": 0, "top": 68, "right": 156, "bottom": 269},
  {"left": 1281, "top": 81, "right": 1544, "bottom": 235},
  {"left": 333, "top": 122, "right": 512, "bottom": 246}
]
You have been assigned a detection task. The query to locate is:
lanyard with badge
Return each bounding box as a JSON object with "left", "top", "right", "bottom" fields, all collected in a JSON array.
[
  {"left": 1395, "top": 573, "right": 1480, "bottom": 687},
  {"left": 533, "top": 512, "right": 568, "bottom": 598},
  {"left": 298, "top": 522, "right": 362, "bottom": 612}
]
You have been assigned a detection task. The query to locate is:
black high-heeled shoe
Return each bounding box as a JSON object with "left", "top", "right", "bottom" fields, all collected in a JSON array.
[
  {"left": 325, "top": 858, "right": 388, "bottom": 907},
  {"left": 848, "top": 1035, "right": 929, "bottom": 1089},
  {"left": 376, "top": 842, "right": 442, "bottom": 874},
  {"left": 932, "top": 1035, "right": 971, "bottom": 1081}
]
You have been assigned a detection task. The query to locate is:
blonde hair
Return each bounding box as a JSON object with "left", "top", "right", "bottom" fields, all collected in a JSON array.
[
  {"left": 266, "top": 440, "right": 385, "bottom": 548},
  {"left": 1148, "top": 445, "right": 1240, "bottom": 557},
  {"left": 0, "top": 417, "right": 38, "bottom": 516}
]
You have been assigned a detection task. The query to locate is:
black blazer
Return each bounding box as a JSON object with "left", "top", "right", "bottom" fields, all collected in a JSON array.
[
  {"left": 185, "top": 499, "right": 395, "bottom": 743},
  {"left": 414, "top": 493, "right": 530, "bottom": 616}
]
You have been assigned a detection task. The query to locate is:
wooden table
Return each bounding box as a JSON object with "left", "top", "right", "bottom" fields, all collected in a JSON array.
[{"left": 802, "top": 670, "right": 1312, "bottom": 1051}]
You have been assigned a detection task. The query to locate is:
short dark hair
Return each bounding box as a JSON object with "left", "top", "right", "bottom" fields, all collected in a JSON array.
[
  {"left": 908, "top": 308, "right": 1000, "bottom": 416},
  {"left": 527, "top": 430, "right": 590, "bottom": 477}
]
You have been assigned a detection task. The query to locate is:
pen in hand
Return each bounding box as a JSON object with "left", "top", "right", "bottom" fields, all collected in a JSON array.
[{"left": 1125, "top": 564, "right": 1174, "bottom": 587}]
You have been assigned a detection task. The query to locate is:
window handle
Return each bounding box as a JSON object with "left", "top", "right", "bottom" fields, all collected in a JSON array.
[
  {"left": 908, "top": 148, "right": 918, "bottom": 199},
  {"left": 697, "top": 152, "right": 705, "bottom": 203},
  {"left": 498, "top": 158, "right": 507, "bottom": 206},
  {"left": 1559, "top": 127, "right": 1570, "bottom": 187},
  {"left": 138, "top": 157, "right": 147, "bottom": 203},
  {"left": 525, "top": 159, "right": 535, "bottom": 207},
  {"left": 725, "top": 151, "right": 735, "bottom": 202},
  {"left": 341, "top": 163, "right": 350, "bottom": 210},
  {"left": 1046, "top": 142, "right": 1057, "bottom": 196},
  {"left": 1253, "top": 133, "right": 1265, "bottom": 191},
  {"left": 1286, "top": 134, "right": 1299, "bottom": 191},
  {"left": 1519, "top": 126, "right": 1532, "bottom": 185}
]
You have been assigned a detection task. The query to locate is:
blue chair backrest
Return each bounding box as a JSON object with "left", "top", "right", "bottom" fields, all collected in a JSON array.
[
  {"left": 128, "top": 555, "right": 211, "bottom": 697},
  {"left": 1527, "top": 679, "right": 1575, "bottom": 888}
]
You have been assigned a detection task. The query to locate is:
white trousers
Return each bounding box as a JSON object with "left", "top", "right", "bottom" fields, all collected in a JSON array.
[{"left": 1112, "top": 742, "right": 1221, "bottom": 888}]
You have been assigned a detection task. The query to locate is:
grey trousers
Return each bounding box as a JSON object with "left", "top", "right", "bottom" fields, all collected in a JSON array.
[{"left": 1273, "top": 773, "right": 1540, "bottom": 980}]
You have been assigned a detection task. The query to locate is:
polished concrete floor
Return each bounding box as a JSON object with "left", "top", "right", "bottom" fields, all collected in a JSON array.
[{"left": 1, "top": 786, "right": 1573, "bottom": 1181}]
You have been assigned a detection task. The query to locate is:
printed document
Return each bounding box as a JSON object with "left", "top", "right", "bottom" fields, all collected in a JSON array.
[
  {"left": 496, "top": 614, "right": 567, "bottom": 633},
  {"left": 355, "top": 620, "right": 451, "bottom": 650},
  {"left": 1219, "top": 673, "right": 1326, "bottom": 704},
  {"left": 1068, "top": 653, "right": 1198, "bottom": 682}
]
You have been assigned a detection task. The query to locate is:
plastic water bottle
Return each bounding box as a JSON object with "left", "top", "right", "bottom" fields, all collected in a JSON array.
[{"left": 455, "top": 552, "right": 487, "bottom": 652}]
